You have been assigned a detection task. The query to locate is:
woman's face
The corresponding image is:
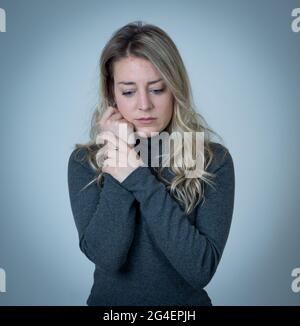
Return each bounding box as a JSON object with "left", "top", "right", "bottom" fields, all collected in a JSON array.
[{"left": 113, "top": 56, "right": 174, "bottom": 138}]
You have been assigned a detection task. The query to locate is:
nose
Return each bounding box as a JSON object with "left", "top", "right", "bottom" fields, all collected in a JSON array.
[{"left": 137, "top": 90, "right": 154, "bottom": 111}]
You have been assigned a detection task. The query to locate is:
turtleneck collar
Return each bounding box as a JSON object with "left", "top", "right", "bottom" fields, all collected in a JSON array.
[{"left": 133, "top": 131, "right": 167, "bottom": 167}]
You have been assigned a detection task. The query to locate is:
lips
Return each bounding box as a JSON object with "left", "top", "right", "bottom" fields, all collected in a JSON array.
[
  {"left": 136, "top": 117, "right": 157, "bottom": 124},
  {"left": 136, "top": 117, "right": 156, "bottom": 120}
]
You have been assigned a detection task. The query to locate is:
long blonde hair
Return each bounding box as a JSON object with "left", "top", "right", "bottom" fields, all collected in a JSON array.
[{"left": 73, "top": 21, "right": 226, "bottom": 216}]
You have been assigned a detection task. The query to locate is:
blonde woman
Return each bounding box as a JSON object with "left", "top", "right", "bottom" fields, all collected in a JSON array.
[{"left": 67, "top": 21, "right": 235, "bottom": 306}]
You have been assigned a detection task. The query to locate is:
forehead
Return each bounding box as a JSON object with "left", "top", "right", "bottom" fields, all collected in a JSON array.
[{"left": 113, "top": 56, "right": 161, "bottom": 82}]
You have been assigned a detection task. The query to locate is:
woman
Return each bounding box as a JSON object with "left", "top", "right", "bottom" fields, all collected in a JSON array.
[{"left": 67, "top": 21, "right": 235, "bottom": 306}]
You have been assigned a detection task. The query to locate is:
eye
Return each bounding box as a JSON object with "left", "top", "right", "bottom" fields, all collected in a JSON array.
[
  {"left": 122, "top": 88, "right": 165, "bottom": 97},
  {"left": 151, "top": 88, "right": 165, "bottom": 94},
  {"left": 122, "top": 91, "right": 134, "bottom": 97}
]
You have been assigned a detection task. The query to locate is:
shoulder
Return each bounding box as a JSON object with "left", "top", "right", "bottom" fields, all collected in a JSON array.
[
  {"left": 206, "top": 141, "right": 234, "bottom": 174},
  {"left": 201, "top": 142, "right": 235, "bottom": 198},
  {"left": 69, "top": 147, "right": 88, "bottom": 164},
  {"left": 68, "top": 146, "right": 96, "bottom": 174}
]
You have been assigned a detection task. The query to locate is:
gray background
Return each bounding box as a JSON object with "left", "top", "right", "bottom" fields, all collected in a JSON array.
[{"left": 0, "top": 0, "right": 299, "bottom": 305}]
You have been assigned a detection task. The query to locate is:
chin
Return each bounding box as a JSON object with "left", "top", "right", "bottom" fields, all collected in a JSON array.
[{"left": 135, "top": 128, "right": 160, "bottom": 138}]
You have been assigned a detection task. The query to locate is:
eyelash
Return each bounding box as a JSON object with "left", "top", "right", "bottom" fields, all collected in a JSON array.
[{"left": 122, "top": 88, "right": 165, "bottom": 97}]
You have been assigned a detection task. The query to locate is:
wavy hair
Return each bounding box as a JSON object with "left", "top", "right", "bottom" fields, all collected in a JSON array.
[{"left": 73, "top": 20, "right": 226, "bottom": 216}]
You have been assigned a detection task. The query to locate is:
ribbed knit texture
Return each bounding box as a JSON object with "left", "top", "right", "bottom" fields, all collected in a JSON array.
[{"left": 67, "top": 136, "right": 235, "bottom": 306}]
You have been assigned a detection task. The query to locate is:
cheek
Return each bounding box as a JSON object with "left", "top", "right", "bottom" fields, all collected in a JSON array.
[
  {"left": 159, "top": 92, "right": 173, "bottom": 107},
  {"left": 118, "top": 108, "right": 129, "bottom": 119},
  {"left": 116, "top": 106, "right": 134, "bottom": 122},
  {"left": 115, "top": 96, "right": 130, "bottom": 116},
  {"left": 164, "top": 108, "right": 173, "bottom": 123},
  {"left": 161, "top": 97, "right": 174, "bottom": 119}
]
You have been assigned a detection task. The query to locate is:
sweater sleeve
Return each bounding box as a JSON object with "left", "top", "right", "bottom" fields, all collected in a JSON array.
[
  {"left": 67, "top": 148, "right": 137, "bottom": 272},
  {"left": 119, "top": 144, "right": 235, "bottom": 291}
]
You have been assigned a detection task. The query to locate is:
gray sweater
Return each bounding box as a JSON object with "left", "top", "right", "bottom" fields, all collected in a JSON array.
[{"left": 67, "top": 137, "right": 235, "bottom": 306}]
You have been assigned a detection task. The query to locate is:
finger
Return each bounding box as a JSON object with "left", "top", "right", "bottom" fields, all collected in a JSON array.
[
  {"left": 101, "top": 106, "right": 118, "bottom": 125},
  {"left": 118, "top": 118, "right": 130, "bottom": 125},
  {"left": 109, "top": 150, "right": 130, "bottom": 169},
  {"left": 98, "top": 131, "right": 130, "bottom": 153},
  {"left": 128, "top": 148, "right": 144, "bottom": 167},
  {"left": 103, "top": 157, "right": 118, "bottom": 168},
  {"left": 102, "top": 159, "right": 114, "bottom": 173},
  {"left": 113, "top": 120, "right": 136, "bottom": 145},
  {"left": 96, "top": 131, "right": 117, "bottom": 146},
  {"left": 102, "top": 165, "right": 112, "bottom": 174},
  {"left": 96, "top": 148, "right": 110, "bottom": 169},
  {"left": 105, "top": 150, "right": 129, "bottom": 168},
  {"left": 96, "top": 146, "right": 107, "bottom": 162},
  {"left": 105, "top": 139, "right": 129, "bottom": 156},
  {"left": 118, "top": 134, "right": 135, "bottom": 151},
  {"left": 109, "top": 138, "right": 132, "bottom": 152},
  {"left": 109, "top": 112, "right": 123, "bottom": 121},
  {"left": 105, "top": 140, "right": 120, "bottom": 153}
]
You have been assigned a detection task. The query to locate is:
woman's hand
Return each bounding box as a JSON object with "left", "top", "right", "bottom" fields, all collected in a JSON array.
[
  {"left": 95, "top": 106, "right": 143, "bottom": 183},
  {"left": 96, "top": 131, "right": 144, "bottom": 183},
  {"left": 97, "top": 106, "right": 135, "bottom": 146}
]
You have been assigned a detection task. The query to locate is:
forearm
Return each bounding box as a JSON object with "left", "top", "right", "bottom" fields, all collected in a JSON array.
[
  {"left": 68, "top": 150, "right": 137, "bottom": 272},
  {"left": 120, "top": 150, "right": 235, "bottom": 290},
  {"left": 78, "top": 177, "right": 136, "bottom": 271}
]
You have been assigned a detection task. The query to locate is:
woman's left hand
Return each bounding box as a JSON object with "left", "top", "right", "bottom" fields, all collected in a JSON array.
[{"left": 97, "top": 131, "right": 145, "bottom": 183}]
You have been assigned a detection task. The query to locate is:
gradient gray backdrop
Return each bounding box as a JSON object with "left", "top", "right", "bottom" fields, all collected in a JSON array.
[{"left": 0, "top": 0, "right": 299, "bottom": 305}]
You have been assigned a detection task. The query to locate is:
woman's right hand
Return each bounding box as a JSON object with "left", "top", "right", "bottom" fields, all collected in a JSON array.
[{"left": 96, "top": 106, "right": 135, "bottom": 147}]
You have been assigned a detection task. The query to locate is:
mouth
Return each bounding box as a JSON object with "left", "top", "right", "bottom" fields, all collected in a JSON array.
[{"left": 135, "top": 117, "right": 157, "bottom": 124}]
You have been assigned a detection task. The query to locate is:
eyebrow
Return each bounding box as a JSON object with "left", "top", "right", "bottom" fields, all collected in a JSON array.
[{"left": 117, "top": 78, "right": 163, "bottom": 85}]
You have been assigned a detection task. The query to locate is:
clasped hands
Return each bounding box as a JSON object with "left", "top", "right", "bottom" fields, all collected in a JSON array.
[{"left": 95, "top": 106, "right": 145, "bottom": 183}]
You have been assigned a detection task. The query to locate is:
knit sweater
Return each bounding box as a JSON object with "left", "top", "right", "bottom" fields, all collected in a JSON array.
[{"left": 67, "top": 135, "right": 235, "bottom": 306}]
